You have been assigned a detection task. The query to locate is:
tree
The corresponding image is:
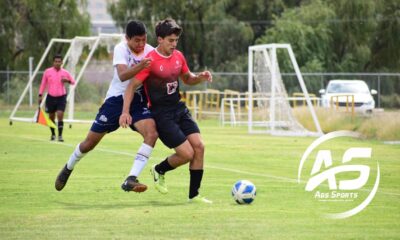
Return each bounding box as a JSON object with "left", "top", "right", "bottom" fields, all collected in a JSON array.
[
  {"left": 255, "top": 0, "right": 392, "bottom": 73},
  {"left": 0, "top": 0, "right": 91, "bottom": 70},
  {"left": 327, "top": 0, "right": 377, "bottom": 72},
  {"left": 256, "top": 0, "right": 335, "bottom": 72},
  {"left": 368, "top": 0, "right": 400, "bottom": 71},
  {"left": 108, "top": 0, "right": 254, "bottom": 72}
]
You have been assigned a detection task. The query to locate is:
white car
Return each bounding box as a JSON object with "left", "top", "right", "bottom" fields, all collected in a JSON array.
[{"left": 319, "top": 80, "right": 377, "bottom": 114}]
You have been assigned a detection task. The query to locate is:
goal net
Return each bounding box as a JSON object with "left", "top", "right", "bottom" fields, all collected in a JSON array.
[
  {"left": 9, "top": 34, "right": 124, "bottom": 126},
  {"left": 247, "top": 44, "right": 322, "bottom": 136}
]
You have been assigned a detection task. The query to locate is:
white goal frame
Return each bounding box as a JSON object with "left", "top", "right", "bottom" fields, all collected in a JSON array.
[
  {"left": 9, "top": 33, "right": 124, "bottom": 125},
  {"left": 248, "top": 44, "right": 323, "bottom": 136}
]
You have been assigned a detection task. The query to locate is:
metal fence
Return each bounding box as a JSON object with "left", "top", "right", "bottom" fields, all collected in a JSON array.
[{"left": 1, "top": 70, "right": 399, "bottom": 108}]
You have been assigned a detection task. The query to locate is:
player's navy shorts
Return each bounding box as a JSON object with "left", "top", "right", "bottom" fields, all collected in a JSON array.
[
  {"left": 151, "top": 101, "right": 200, "bottom": 149},
  {"left": 90, "top": 93, "right": 152, "bottom": 133},
  {"left": 45, "top": 94, "right": 67, "bottom": 113}
]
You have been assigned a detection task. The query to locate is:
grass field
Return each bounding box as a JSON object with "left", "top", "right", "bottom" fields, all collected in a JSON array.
[{"left": 0, "top": 115, "right": 399, "bottom": 239}]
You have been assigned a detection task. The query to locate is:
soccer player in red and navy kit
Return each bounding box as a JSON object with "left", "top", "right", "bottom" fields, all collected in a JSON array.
[{"left": 120, "top": 18, "right": 213, "bottom": 203}]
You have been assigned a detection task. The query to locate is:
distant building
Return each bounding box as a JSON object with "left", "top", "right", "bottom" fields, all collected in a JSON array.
[{"left": 86, "top": 0, "right": 120, "bottom": 34}]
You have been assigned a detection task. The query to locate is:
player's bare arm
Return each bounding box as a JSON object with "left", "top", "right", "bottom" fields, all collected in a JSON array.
[
  {"left": 181, "top": 70, "right": 212, "bottom": 85},
  {"left": 119, "top": 78, "right": 143, "bottom": 128},
  {"left": 117, "top": 58, "right": 151, "bottom": 81}
]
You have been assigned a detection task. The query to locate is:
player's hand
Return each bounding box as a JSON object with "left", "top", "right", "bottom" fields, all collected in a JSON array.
[
  {"left": 198, "top": 71, "right": 212, "bottom": 83},
  {"left": 119, "top": 112, "right": 132, "bottom": 128},
  {"left": 139, "top": 58, "right": 152, "bottom": 69},
  {"left": 61, "top": 78, "right": 70, "bottom": 83}
]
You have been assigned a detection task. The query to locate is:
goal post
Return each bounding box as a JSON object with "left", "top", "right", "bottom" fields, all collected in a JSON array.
[
  {"left": 248, "top": 44, "right": 323, "bottom": 136},
  {"left": 9, "top": 34, "right": 124, "bottom": 125}
]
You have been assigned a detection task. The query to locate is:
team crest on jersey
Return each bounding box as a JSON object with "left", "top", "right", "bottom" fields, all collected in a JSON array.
[
  {"left": 160, "top": 65, "right": 164, "bottom": 71},
  {"left": 175, "top": 60, "right": 180, "bottom": 69}
]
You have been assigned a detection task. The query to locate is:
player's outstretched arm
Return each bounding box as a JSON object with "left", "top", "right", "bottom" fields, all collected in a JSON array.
[
  {"left": 117, "top": 58, "right": 151, "bottom": 82},
  {"left": 119, "top": 78, "right": 143, "bottom": 128},
  {"left": 181, "top": 70, "right": 212, "bottom": 86}
]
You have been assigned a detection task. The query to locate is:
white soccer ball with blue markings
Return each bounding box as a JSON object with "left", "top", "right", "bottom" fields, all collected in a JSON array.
[{"left": 231, "top": 180, "right": 256, "bottom": 204}]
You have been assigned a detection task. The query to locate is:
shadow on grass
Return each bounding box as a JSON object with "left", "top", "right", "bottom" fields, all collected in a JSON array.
[{"left": 54, "top": 200, "right": 186, "bottom": 210}]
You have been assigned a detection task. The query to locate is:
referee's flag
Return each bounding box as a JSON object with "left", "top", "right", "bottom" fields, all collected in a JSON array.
[{"left": 37, "top": 108, "right": 57, "bottom": 129}]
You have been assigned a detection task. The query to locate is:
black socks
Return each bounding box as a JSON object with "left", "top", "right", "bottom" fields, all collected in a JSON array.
[
  {"left": 58, "top": 121, "right": 64, "bottom": 137},
  {"left": 50, "top": 127, "right": 55, "bottom": 136},
  {"left": 189, "top": 169, "right": 203, "bottom": 199},
  {"left": 155, "top": 158, "right": 175, "bottom": 175}
]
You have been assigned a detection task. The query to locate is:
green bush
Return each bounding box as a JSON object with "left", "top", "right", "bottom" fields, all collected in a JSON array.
[{"left": 380, "top": 94, "right": 400, "bottom": 109}]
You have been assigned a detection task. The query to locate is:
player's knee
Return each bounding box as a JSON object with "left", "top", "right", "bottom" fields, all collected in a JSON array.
[
  {"left": 192, "top": 140, "right": 205, "bottom": 154},
  {"left": 144, "top": 130, "right": 158, "bottom": 145},
  {"left": 80, "top": 139, "right": 96, "bottom": 153},
  {"left": 179, "top": 147, "right": 194, "bottom": 161}
]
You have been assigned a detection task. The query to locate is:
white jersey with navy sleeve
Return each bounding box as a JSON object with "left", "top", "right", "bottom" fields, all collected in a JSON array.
[{"left": 105, "top": 42, "right": 154, "bottom": 100}]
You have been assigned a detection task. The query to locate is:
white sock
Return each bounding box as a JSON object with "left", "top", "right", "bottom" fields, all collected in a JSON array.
[
  {"left": 129, "top": 143, "right": 153, "bottom": 177},
  {"left": 67, "top": 144, "right": 86, "bottom": 170}
]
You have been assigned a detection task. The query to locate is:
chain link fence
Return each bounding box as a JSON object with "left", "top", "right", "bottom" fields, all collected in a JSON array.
[{"left": 1, "top": 70, "right": 399, "bottom": 109}]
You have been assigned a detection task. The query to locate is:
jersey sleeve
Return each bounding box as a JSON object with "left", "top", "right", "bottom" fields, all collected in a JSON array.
[
  {"left": 180, "top": 52, "right": 189, "bottom": 74},
  {"left": 113, "top": 44, "right": 128, "bottom": 66},
  {"left": 64, "top": 70, "right": 76, "bottom": 85},
  {"left": 134, "top": 67, "right": 150, "bottom": 82},
  {"left": 39, "top": 69, "right": 48, "bottom": 95}
]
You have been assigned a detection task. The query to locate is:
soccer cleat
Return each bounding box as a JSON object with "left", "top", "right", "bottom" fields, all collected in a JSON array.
[
  {"left": 58, "top": 136, "right": 64, "bottom": 142},
  {"left": 188, "top": 195, "right": 213, "bottom": 204},
  {"left": 50, "top": 135, "right": 56, "bottom": 141},
  {"left": 150, "top": 164, "right": 168, "bottom": 194},
  {"left": 121, "top": 176, "right": 148, "bottom": 193},
  {"left": 55, "top": 164, "right": 73, "bottom": 191}
]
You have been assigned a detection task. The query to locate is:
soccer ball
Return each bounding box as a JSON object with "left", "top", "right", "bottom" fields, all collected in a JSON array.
[{"left": 231, "top": 180, "right": 256, "bottom": 204}]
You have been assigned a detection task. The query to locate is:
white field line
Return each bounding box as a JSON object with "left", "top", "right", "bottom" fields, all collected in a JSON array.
[{"left": 1, "top": 133, "right": 399, "bottom": 197}]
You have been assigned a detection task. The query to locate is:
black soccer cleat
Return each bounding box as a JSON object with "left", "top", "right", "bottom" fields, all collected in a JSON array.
[
  {"left": 121, "top": 176, "right": 148, "bottom": 193},
  {"left": 55, "top": 164, "right": 73, "bottom": 191}
]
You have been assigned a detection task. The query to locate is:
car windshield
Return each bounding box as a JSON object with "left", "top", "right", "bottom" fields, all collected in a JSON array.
[{"left": 326, "top": 82, "right": 370, "bottom": 94}]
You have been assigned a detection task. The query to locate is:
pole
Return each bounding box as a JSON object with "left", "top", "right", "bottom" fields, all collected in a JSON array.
[
  {"left": 29, "top": 57, "right": 34, "bottom": 106},
  {"left": 377, "top": 76, "right": 381, "bottom": 109},
  {"left": 6, "top": 65, "right": 10, "bottom": 105}
]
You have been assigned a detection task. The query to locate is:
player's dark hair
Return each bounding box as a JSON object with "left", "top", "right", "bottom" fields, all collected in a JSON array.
[
  {"left": 53, "top": 54, "right": 63, "bottom": 60},
  {"left": 155, "top": 18, "right": 182, "bottom": 38},
  {"left": 126, "top": 20, "right": 147, "bottom": 39}
]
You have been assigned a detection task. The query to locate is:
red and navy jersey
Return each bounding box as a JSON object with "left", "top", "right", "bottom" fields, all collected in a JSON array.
[{"left": 135, "top": 49, "right": 189, "bottom": 108}]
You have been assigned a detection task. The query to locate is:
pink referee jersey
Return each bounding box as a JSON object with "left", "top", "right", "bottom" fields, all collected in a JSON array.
[{"left": 39, "top": 67, "right": 76, "bottom": 97}]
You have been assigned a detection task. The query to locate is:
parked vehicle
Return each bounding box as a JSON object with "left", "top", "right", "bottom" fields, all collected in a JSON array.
[{"left": 319, "top": 80, "right": 377, "bottom": 114}]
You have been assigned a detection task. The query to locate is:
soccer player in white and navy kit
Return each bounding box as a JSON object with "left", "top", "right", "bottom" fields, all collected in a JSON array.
[{"left": 54, "top": 20, "right": 158, "bottom": 193}]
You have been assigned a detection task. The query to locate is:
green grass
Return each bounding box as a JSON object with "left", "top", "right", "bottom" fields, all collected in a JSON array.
[{"left": 0, "top": 116, "right": 399, "bottom": 239}]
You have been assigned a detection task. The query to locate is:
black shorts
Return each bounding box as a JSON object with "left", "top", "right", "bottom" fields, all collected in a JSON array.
[
  {"left": 45, "top": 94, "right": 67, "bottom": 113},
  {"left": 151, "top": 102, "right": 200, "bottom": 149},
  {"left": 90, "top": 94, "right": 152, "bottom": 133}
]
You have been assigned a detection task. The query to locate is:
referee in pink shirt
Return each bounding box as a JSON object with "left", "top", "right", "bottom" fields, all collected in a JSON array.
[{"left": 38, "top": 54, "right": 75, "bottom": 142}]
